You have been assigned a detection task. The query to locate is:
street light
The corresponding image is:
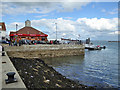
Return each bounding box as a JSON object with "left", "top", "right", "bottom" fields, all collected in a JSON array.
[
  {"left": 16, "top": 24, "right": 18, "bottom": 35},
  {"left": 15, "top": 24, "right": 18, "bottom": 42},
  {"left": 55, "top": 23, "right": 57, "bottom": 41}
]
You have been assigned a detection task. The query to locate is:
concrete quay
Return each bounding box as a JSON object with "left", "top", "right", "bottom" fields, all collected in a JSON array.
[
  {"left": 0, "top": 52, "right": 2, "bottom": 90},
  {"left": 0, "top": 51, "right": 26, "bottom": 89},
  {"left": 4, "top": 44, "right": 85, "bottom": 59},
  {"left": 0, "top": 44, "right": 84, "bottom": 89}
]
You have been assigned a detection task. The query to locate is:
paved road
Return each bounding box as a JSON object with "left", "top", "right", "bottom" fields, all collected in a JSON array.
[
  {"left": 1, "top": 49, "right": 26, "bottom": 89},
  {"left": 0, "top": 44, "right": 2, "bottom": 89},
  {"left": 0, "top": 51, "right": 2, "bottom": 90}
]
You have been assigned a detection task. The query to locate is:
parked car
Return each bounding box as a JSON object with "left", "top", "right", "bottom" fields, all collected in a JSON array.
[
  {"left": 46, "top": 41, "right": 51, "bottom": 44},
  {"left": 2, "top": 41, "right": 9, "bottom": 44},
  {"left": 37, "top": 41, "right": 46, "bottom": 44}
]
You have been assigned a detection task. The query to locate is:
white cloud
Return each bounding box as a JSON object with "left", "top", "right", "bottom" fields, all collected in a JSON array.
[
  {"left": 77, "top": 18, "right": 118, "bottom": 31},
  {"left": 2, "top": 0, "right": 119, "bottom": 2},
  {"left": 7, "top": 22, "right": 24, "bottom": 29},
  {"left": 7, "top": 17, "right": 118, "bottom": 40},
  {"left": 0, "top": 2, "right": 2, "bottom": 21},
  {"left": 2, "top": 2, "right": 90, "bottom": 15},
  {"left": 64, "top": 17, "right": 73, "bottom": 19},
  {"left": 101, "top": 8, "right": 118, "bottom": 15},
  {"left": 35, "top": 15, "right": 48, "bottom": 18},
  {"left": 109, "top": 31, "right": 120, "bottom": 35},
  {"left": 101, "top": 9, "right": 106, "bottom": 12},
  {"left": 108, "top": 8, "right": 118, "bottom": 15},
  {"left": 62, "top": 33, "right": 66, "bottom": 36}
]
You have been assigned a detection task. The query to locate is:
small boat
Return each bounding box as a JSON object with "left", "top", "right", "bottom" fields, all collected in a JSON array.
[
  {"left": 85, "top": 44, "right": 102, "bottom": 50},
  {"left": 100, "top": 45, "right": 106, "bottom": 49}
]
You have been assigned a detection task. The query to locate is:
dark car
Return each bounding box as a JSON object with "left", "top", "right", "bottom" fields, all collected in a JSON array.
[
  {"left": 2, "top": 41, "right": 9, "bottom": 44},
  {"left": 37, "top": 41, "right": 46, "bottom": 44}
]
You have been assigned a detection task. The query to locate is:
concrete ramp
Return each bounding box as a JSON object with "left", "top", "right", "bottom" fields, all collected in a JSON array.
[{"left": 1, "top": 52, "right": 26, "bottom": 89}]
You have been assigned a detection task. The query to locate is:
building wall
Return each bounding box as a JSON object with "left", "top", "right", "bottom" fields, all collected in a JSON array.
[
  {"left": 0, "top": 22, "right": 6, "bottom": 41},
  {"left": 0, "top": 31, "right": 6, "bottom": 41},
  {"left": 10, "top": 27, "right": 48, "bottom": 41},
  {"left": 15, "top": 36, "right": 47, "bottom": 41}
]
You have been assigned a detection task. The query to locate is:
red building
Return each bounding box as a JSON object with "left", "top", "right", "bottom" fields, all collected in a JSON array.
[{"left": 9, "top": 20, "right": 48, "bottom": 41}]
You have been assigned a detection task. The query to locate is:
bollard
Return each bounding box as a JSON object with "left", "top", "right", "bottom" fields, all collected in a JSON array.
[
  {"left": 2, "top": 46, "right": 4, "bottom": 51},
  {"left": 5, "top": 72, "right": 17, "bottom": 84},
  {"left": 2, "top": 51, "right": 5, "bottom": 56}
]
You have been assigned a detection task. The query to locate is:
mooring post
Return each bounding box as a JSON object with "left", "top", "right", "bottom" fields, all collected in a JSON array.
[{"left": 5, "top": 72, "right": 17, "bottom": 84}]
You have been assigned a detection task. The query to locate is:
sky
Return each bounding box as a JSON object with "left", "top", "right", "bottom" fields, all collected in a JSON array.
[{"left": 0, "top": 1, "right": 119, "bottom": 40}]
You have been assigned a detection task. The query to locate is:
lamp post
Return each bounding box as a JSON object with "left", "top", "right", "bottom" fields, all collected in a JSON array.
[
  {"left": 16, "top": 24, "right": 18, "bottom": 35},
  {"left": 55, "top": 23, "right": 57, "bottom": 41},
  {"left": 77, "top": 34, "right": 80, "bottom": 40},
  {"left": 15, "top": 24, "right": 18, "bottom": 45}
]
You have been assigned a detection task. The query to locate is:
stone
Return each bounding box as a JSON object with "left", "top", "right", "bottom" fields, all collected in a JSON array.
[
  {"left": 55, "top": 83, "right": 62, "bottom": 88},
  {"left": 44, "top": 80, "right": 50, "bottom": 84},
  {"left": 32, "top": 68, "right": 38, "bottom": 72}
]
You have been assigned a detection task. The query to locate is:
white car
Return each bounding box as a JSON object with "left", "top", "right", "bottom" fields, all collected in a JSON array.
[{"left": 0, "top": 45, "right": 2, "bottom": 51}]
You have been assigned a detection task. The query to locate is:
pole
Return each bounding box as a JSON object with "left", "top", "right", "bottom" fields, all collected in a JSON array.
[
  {"left": 16, "top": 24, "right": 18, "bottom": 35},
  {"left": 55, "top": 23, "right": 57, "bottom": 41},
  {"left": 15, "top": 24, "right": 18, "bottom": 45}
]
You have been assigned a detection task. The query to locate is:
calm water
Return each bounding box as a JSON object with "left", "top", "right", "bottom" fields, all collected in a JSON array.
[{"left": 44, "top": 41, "right": 119, "bottom": 88}]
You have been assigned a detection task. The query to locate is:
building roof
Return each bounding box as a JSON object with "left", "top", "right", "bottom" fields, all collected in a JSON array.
[
  {"left": 9, "top": 26, "right": 48, "bottom": 37},
  {"left": 0, "top": 22, "right": 6, "bottom": 31}
]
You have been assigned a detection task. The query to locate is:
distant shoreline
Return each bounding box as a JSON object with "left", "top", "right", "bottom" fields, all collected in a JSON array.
[{"left": 108, "top": 41, "right": 120, "bottom": 42}]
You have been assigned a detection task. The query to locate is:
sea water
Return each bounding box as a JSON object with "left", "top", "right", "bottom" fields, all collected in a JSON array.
[{"left": 44, "top": 41, "right": 119, "bottom": 88}]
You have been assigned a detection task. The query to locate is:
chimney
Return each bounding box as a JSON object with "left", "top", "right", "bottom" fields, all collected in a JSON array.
[{"left": 25, "top": 20, "right": 31, "bottom": 27}]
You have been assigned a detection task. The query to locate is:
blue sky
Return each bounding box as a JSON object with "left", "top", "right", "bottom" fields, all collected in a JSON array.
[{"left": 1, "top": 2, "right": 119, "bottom": 40}]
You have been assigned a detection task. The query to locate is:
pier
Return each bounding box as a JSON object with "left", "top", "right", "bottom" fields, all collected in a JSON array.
[
  {"left": 4, "top": 44, "right": 85, "bottom": 59},
  {"left": 0, "top": 44, "right": 94, "bottom": 89}
]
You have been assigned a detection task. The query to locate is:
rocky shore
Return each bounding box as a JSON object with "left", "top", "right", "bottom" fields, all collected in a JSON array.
[{"left": 10, "top": 57, "right": 95, "bottom": 89}]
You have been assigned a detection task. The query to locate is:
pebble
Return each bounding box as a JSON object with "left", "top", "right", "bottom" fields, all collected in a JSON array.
[
  {"left": 25, "top": 72, "right": 27, "bottom": 74},
  {"left": 51, "top": 73, "right": 54, "bottom": 76},
  {"left": 43, "top": 76, "right": 46, "bottom": 80},
  {"left": 72, "top": 86, "right": 74, "bottom": 88},
  {"left": 44, "top": 80, "right": 50, "bottom": 84},
  {"left": 57, "top": 80, "right": 62, "bottom": 82},
  {"left": 33, "top": 68, "right": 38, "bottom": 72},
  {"left": 31, "top": 76, "right": 34, "bottom": 78},
  {"left": 56, "top": 83, "right": 62, "bottom": 88}
]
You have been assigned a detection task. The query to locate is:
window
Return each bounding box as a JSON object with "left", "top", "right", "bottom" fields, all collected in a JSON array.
[
  {"left": 27, "top": 31, "right": 29, "bottom": 34},
  {"left": 0, "top": 26, "right": 2, "bottom": 29},
  {"left": 39, "top": 32, "right": 42, "bottom": 34},
  {"left": 21, "top": 37, "right": 25, "bottom": 38},
  {"left": 42, "top": 37, "right": 45, "bottom": 41}
]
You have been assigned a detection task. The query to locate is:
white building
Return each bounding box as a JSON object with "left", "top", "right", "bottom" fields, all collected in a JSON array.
[{"left": 0, "top": 22, "right": 6, "bottom": 42}]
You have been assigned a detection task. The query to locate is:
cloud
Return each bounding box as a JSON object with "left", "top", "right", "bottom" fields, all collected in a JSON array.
[
  {"left": 101, "top": 9, "right": 106, "bottom": 12},
  {"left": 109, "top": 31, "right": 120, "bottom": 35},
  {"left": 7, "top": 17, "right": 118, "bottom": 40},
  {"left": 77, "top": 18, "right": 118, "bottom": 31},
  {"left": 35, "top": 15, "right": 48, "bottom": 18},
  {"left": 101, "top": 8, "right": 118, "bottom": 15},
  {"left": 2, "top": 0, "right": 119, "bottom": 2},
  {"left": 108, "top": 8, "right": 118, "bottom": 15},
  {"left": 2, "top": 2, "right": 90, "bottom": 15},
  {"left": 0, "top": 3, "right": 2, "bottom": 21},
  {"left": 2, "top": 2, "right": 54, "bottom": 15},
  {"left": 64, "top": 17, "right": 73, "bottom": 19}
]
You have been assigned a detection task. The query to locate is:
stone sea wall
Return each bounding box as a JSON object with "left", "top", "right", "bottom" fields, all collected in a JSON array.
[
  {"left": 5, "top": 44, "right": 85, "bottom": 59},
  {"left": 10, "top": 57, "right": 93, "bottom": 88}
]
